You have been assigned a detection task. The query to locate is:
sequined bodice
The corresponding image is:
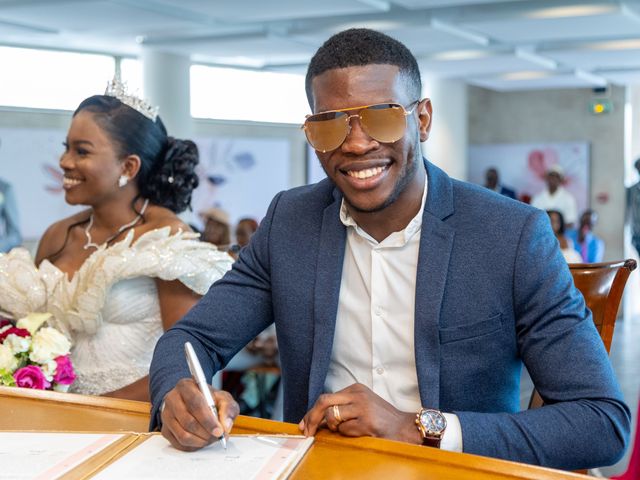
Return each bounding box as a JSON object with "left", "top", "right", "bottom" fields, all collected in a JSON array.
[{"left": 0, "top": 228, "right": 233, "bottom": 395}]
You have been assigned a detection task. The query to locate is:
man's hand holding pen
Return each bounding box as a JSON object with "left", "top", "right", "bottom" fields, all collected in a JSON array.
[{"left": 160, "top": 378, "right": 240, "bottom": 452}]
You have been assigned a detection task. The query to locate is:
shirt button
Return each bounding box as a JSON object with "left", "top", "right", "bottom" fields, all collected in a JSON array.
[
  {"left": 376, "top": 367, "right": 384, "bottom": 375},
  {"left": 375, "top": 307, "right": 382, "bottom": 316}
]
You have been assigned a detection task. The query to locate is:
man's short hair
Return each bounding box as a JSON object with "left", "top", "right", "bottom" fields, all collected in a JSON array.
[{"left": 305, "top": 28, "right": 422, "bottom": 108}]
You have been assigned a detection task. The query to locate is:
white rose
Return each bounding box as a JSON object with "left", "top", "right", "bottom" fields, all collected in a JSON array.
[
  {"left": 40, "top": 358, "right": 58, "bottom": 382},
  {"left": 5, "top": 333, "right": 31, "bottom": 354},
  {"left": 29, "top": 327, "right": 71, "bottom": 364},
  {"left": 0, "top": 343, "right": 18, "bottom": 372},
  {"left": 17, "top": 312, "right": 52, "bottom": 335}
]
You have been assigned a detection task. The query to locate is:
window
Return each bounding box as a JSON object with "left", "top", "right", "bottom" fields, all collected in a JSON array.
[
  {"left": 0, "top": 46, "right": 114, "bottom": 110},
  {"left": 120, "top": 57, "right": 143, "bottom": 97},
  {"left": 190, "top": 65, "right": 309, "bottom": 124}
]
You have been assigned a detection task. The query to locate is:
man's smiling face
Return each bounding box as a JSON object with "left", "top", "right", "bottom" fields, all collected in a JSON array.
[{"left": 311, "top": 64, "right": 430, "bottom": 214}]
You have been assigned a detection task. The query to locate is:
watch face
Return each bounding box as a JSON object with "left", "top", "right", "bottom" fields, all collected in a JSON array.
[{"left": 420, "top": 410, "right": 446, "bottom": 434}]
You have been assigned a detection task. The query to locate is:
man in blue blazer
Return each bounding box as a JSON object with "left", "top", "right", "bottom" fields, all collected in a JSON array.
[{"left": 149, "top": 29, "right": 629, "bottom": 470}]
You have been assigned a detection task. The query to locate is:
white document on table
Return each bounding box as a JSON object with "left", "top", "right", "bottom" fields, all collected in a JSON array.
[
  {"left": 0, "top": 432, "right": 125, "bottom": 480},
  {"left": 92, "top": 434, "right": 314, "bottom": 480}
]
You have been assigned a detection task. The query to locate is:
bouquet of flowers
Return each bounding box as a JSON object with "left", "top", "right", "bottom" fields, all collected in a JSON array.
[{"left": 0, "top": 313, "right": 76, "bottom": 392}]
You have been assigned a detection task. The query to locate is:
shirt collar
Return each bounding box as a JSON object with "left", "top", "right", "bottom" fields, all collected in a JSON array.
[{"left": 339, "top": 169, "right": 429, "bottom": 245}]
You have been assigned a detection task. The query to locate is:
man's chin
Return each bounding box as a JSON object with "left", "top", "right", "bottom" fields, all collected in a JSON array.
[{"left": 344, "top": 196, "right": 394, "bottom": 214}]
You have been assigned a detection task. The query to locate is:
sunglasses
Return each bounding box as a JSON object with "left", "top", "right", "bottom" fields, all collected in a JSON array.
[{"left": 302, "top": 100, "right": 421, "bottom": 153}]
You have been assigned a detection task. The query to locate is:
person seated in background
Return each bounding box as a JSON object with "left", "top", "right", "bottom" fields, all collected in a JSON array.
[
  {"left": 532, "top": 165, "right": 578, "bottom": 227},
  {"left": 566, "top": 209, "right": 605, "bottom": 263},
  {"left": 483, "top": 167, "right": 516, "bottom": 199},
  {"left": 150, "top": 28, "right": 629, "bottom": 471},
  {"left": 547, "top": 209, "right": 583, "bottom": 263},
  {"left": 228, "top": 217, "right": 259, "bottom": 259},
  {"left": 200, "top": 207, "right": 232, "bottom": 251},
  {"left": 0, "top": 80, "right": 233, "bottom": 401}
]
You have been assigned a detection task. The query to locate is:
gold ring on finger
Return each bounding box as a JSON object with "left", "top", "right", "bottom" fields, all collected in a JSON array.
[{"left": 333, "top": 404, "right": 343, "bottom": 424}]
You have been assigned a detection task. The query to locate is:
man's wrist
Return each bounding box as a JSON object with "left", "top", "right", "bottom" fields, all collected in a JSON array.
[{"left": 400, "top": 412, "right": 424, "bottom": 445}]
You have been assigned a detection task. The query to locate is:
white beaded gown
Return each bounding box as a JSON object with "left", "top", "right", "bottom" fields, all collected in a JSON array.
[{"left": 0, "top": 227, "right": 233, "bottom": 395}]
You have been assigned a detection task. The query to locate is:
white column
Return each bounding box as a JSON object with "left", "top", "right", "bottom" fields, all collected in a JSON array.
[
  {"left": 420, "top": 76, "right": 468, "bottom": 181},
  {"left": 142, "top": 49, "right": 192, "bottom": 138}
]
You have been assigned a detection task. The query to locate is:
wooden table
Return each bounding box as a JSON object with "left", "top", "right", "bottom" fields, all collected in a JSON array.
[{"left": 0, "top": 386, "right": 590, "bottom": 480}]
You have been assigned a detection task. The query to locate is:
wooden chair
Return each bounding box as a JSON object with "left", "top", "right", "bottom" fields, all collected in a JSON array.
[{"left": 528, "top": 259, "right": 637, "bottom": 410}]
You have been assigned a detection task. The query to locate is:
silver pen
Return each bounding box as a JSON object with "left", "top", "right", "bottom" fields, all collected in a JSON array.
[{"left": 184, "top": 341, "right": 228, "bottom": 449}]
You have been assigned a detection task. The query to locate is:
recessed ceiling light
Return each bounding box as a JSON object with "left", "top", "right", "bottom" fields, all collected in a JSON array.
[
  {"left": 581, "top": 39, "right": 640, "bottom": 51},
  {"left": 431, "top": 49, "right": 492, "bottom": 61},
  {"left": 526, "top": 4, "right": 617, "bottom": 19},
  {"left": 499, "top": 70, "right": 554, "bottom": 81}
]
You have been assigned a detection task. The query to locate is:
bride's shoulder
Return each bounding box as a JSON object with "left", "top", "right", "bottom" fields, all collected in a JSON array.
[
  {"left": 135, "top": 205, "right": 194, "bottom": 239},
  {"left": 35, "top": 210, "right": 91, "bottom": 265}
]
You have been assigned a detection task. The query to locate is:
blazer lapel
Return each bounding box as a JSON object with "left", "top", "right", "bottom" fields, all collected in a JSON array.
[
  {"left": 307, "top": 191, "right": 346, "bottom": 408},
  {"left": 415, "top": 160, "right": 455, "bottom": 409}
]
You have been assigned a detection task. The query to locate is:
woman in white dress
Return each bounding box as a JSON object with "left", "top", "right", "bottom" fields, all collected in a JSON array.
[{"left": 0, "top": 82, "right": 233, "bottom": 401}]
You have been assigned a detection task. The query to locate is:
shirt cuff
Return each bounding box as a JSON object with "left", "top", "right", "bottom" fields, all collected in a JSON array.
[{"left": 441, "top": 413, "right": 463, "bottom": 453}]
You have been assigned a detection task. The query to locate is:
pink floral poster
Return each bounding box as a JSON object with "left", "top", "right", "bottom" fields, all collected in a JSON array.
[{"left": 468, "top": 142, "right": 590, "bottom": 213}]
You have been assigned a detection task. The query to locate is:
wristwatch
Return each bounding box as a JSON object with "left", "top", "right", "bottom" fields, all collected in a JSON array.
[{"left": 415, "top": 408, "right": 447, "bottom": 448}]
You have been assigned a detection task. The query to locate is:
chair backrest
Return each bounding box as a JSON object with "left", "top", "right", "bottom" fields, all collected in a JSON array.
[
  {"left": 569, "top": 259, "right": 637, "bottom": 353},
  {"left": 528, "top": 259, "right": 637, "bottom": 410}
]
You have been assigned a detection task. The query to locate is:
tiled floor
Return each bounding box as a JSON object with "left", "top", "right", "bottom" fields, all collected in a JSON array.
[{"left": 520, "top": 311, "right": 640, "bottom": 477}]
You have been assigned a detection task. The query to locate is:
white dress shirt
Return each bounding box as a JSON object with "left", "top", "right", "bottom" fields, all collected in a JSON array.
[
  {"left": 324, "top": 174, "right": 462, "bottom": 452},
  {"left": 531, "top": 186, "right": 578, "bottom": 225}
]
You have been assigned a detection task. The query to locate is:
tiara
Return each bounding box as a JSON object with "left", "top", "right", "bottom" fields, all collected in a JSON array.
[{"left": 104, "top": 77, "right": 159, "bottom": 121}]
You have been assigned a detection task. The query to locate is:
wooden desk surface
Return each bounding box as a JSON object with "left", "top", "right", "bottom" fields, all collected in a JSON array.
[{"left": 0, "top": 387, "right": 589, "bottom": 480}]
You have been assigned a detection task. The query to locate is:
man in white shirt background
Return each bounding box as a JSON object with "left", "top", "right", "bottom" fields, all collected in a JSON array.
[{"left": 531, "top": 164, "right": 578, "bottom": 228}]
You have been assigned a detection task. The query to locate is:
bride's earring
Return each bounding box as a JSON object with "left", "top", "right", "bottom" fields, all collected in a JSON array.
[{"left": 118, "top": 175, "right": 129, "bottom": 188}]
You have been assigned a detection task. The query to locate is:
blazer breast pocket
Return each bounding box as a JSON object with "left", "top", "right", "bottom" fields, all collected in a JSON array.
[{"left": 439, "top": 313, "right": 503, "bottom": 345}]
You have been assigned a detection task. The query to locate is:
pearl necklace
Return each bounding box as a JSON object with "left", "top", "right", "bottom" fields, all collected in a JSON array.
[{"left": 83, "top": 199, "right": 150, "bottom": 250}]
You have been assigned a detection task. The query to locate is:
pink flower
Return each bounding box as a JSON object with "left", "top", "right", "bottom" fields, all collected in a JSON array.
[
  {"left": 13, "top": 365, "right": 51, "bottom": 390},
  {"left": 0, "top": 327, "right": 30, "bottom": 343},
  {"left": 53, "top": 355, "right": 76, "bottom": 385}
]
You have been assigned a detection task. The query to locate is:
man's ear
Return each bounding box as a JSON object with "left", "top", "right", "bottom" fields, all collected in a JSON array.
[
  {"left": 418, "top": 98, "right": 433, "bottom": 143},
  {"left": 121, "top": 154, "right": 142, "bottom": 181}
]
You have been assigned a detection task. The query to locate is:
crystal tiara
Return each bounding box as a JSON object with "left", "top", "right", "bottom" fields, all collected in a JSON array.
[{"left": 104, "top": 77, "right": 159, "bottom": 121}]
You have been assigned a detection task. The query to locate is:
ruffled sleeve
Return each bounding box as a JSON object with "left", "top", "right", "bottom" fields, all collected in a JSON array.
[
  {"left": 50, "top": 227, "right": 233, "bottom": 334},
  {"left": 0, "top": 248, "right": 49, "bottom": 320}
]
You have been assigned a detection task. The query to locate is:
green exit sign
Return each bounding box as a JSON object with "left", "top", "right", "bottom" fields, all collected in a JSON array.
[{"left": 589, "top": 99, "right": 613, "bottom": 115}]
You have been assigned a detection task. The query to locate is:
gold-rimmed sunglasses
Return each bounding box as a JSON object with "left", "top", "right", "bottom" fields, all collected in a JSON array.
[{"left": 302, "top": 100, "right": 421, "bottom": 153}]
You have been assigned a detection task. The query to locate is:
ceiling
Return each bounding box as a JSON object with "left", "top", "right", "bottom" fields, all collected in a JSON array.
[{"left": 1, "top": 0, "right": 640, "bottom": 91}]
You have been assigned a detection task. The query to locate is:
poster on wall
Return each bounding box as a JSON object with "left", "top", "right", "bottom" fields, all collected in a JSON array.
[
  {"left": 191, "top": 137, "right": 290, "bottom": 230},
  {"left": 0, "top": 128, "right": 80, "bottom": 242},
  {"left": 0, "top": 128, "right": 290, "bottom": 243},
  {"left": 468, "top": 142, "right": 590, "bottom": 215}
]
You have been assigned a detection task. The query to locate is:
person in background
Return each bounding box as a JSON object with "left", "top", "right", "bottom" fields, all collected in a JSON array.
[
  {"left": 531, "top": 164, "right": 578, "bottom": 227},
  {"left": 228, "top": 217, "right": 259, "bottom": 259},
  {"left": 0, "top": 81, "right": 233, "bottom": 401},
  {"left": 627, "top": 158, "right": 640, "bottom": 257},
  {"left": 200, "top": 207, "right": 232, "bottom": 251},
  {"left": 0, "top": 176, "right": 22, "bottom": 253},
  {"left": 235, "top": 217, "right": 259, "bottom": 248},
  {"left": 566, "top": 209, "right": 605, "bottom": 263},
  {"left": 150, "top": 28, "right": 629, "bottom": 471},
  {"left": 483, "top": 167, "right": 516, "bottom": 199},
  {"left": 547, "top": 210, "right": 582, "bottom": 263}
]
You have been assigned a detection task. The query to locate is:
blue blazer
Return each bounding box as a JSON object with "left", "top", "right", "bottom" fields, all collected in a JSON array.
[{"left": 150, "top": 160, "right": 629, "bottom": 470}]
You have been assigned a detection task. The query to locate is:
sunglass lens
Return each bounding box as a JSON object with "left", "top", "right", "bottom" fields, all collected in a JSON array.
[
  {"left": 360, "top": 104, "right": 407, "bottom": 143},
  {"left": 304, "top": 111, "right": 349, "bottom": 152}
]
